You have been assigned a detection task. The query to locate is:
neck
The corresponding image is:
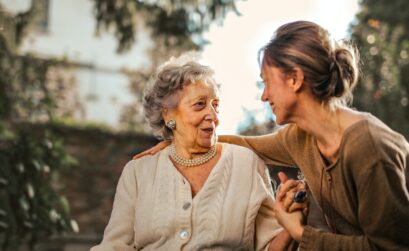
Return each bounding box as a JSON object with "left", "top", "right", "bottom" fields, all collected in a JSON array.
[
  {"left": 287, "top": 94, "right": 366, "bottom": 163},
  {"left": 172, "top": 138, "right": 214, "bottom": 159},
  {"left": 290, "top": 98, "right": 346, "bottom": 163},
  {"left": 169, "top": 142, "right": 217, "bottom": 167},
  {"left": 297, "top": 103, "right": 343, "bottom": 149}
]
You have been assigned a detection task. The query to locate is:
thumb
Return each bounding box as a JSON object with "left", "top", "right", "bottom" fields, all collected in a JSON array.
[{"left": 278, "top": 171, "right": 289, "bottom": 184}]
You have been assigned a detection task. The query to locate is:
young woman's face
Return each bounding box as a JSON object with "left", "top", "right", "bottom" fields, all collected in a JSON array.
[
  {"left": 260, "top": 63, "right": 298, "bottom": 125},
  {"left": 169, "top": 80, "right": 220, "bottom": 149}
]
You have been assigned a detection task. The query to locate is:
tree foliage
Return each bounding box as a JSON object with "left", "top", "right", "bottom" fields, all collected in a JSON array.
[
  {"left": 0, "top": 3, "right": 78, "bottom": 250},
  {"left": 351, "top": 0, "right": 409, "bottom": 138},
  {"left": 0, "top": 126, "right": 77, "bottom": 250},
  {"left": 93, "top": 0, "right": 241, "bottom": 53}
]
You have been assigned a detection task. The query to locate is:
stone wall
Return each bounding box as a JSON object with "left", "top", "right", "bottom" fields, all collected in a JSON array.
[{"left": 25, "top": 124, "right": 158, "bottom": 250}]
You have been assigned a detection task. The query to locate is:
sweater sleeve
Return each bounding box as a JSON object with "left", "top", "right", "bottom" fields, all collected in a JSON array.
[
  {"left": 91, "top": 161, "right": 137, "bottom": 251},
  {"left": 299, "top": 160, "right": 409, "bottom": 251},
  {"left": 219, "top": 127, "right": 294, "bottom": 167},
  {"left": 253, "top": 156, "right": 283, "bottom": 251}
]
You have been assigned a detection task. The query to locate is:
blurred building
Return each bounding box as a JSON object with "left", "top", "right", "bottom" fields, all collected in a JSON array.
[
  {"left": 1, "top": 0, "right": 152, "bottom": 129},
  {"left": 1, "top": 1, "right": 156, "bottom": 250}
]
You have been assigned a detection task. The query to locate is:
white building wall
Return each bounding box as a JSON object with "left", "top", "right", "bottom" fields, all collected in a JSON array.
[{"left": 1, "top": 0, "right": 153, "bottom": 128}]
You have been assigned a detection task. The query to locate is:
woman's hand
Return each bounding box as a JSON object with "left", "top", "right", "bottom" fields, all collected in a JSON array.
[
  {"left": 273, "top": 172, "right": 307, "bottom": 242},
  {"left": 276, "top": 172, "right": 309, "bottom": 216},
  {"left": 132, "top": 141, "right": 171, "bottom": 159},
  {"left": 273, "top": 199, "right": 304, "bottom": 242}
]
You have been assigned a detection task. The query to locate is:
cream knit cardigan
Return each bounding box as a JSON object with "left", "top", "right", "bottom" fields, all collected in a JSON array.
[{"left": 91, "top": 143, "right": 282, "bottom": 251}]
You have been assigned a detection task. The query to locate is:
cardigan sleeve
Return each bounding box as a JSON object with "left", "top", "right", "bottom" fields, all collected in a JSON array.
[
  {"left": 91, "top": 161, "right": 137, "bottom": 251},
  {"left": 253, "top": 156, "right": 283, "bottom": 251},
  {"left": 299, "top": 160, "right": 409, "bottom": 251}
]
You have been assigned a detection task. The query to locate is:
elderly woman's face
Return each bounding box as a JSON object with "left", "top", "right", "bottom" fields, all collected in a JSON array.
[{"left": 169, "top": 80, "right": 219, "bottom": 149}]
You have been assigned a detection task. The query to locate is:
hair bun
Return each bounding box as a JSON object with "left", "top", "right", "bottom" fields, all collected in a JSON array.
[{"left": 328, "top": 42, "right": 359, "bottom": 101}]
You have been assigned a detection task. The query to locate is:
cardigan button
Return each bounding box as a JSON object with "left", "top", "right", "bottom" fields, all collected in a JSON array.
[
  {"left": 179, "top": 229, "right": 189, "bottom": 240},
  {"left": 183, "top": 202, "right": 191, "bottom": 210}
]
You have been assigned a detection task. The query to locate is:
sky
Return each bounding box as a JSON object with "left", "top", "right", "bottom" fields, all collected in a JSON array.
[{"left": 201, "top": 0, "right": 360, "bottom": 134}]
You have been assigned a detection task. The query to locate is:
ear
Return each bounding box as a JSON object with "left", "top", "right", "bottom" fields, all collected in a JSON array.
[
  {"left": 162, "top": 108, "right": 171, "bottom": 122},
  {"left": 289, "top": 67, "right": 304, "bottom": 92}
]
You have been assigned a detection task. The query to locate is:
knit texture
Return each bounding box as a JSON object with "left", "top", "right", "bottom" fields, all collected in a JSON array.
[{"left": 91, "top": 143, "right": 282, "bottom": 251}]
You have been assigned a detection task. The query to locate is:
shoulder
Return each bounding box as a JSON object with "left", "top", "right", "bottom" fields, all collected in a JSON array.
[
  {"left": 129, "top": 150, "right": 162, "bottom": 167},
  {"left": 276, "top": 123, "right": 312, "bottom": 152},
  {"left": 223, "top": 143, "right": 262, "bottom": 163},
  {"left": 357, "top": 115, "right": 407, "bottom": 155},
  {"left": 343, "top": 114, "right": 409, "bottom": 168},
  {"left": 365, "top": 115, "right": 409, "bottom": 165},
  {"left": 365, "top": 115, "right": 408, "bottom": 149},
  {"left": 285, "top": 123, "right": 311, "bottom": 142},
  {"left": 222, "top": 143, "right": 268, "bottom": 175},
  {"left": 122, "top": 149, "right": 166, "bottom": 179},
  {"left": 225, "top": 143, "right": 256, "bottom": 154}
]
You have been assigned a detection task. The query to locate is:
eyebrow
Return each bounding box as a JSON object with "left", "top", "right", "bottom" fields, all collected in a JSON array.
[
  {"left": 185, "top": 95, "right": 206, "bottom": 104},
  {"left": 187, "top": 95, "right": 219, "bottom": 103}
]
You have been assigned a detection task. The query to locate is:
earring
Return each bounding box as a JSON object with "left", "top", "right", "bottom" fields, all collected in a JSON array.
[{"left": 166, "top": 119, "right": 176, "bottom": 130}]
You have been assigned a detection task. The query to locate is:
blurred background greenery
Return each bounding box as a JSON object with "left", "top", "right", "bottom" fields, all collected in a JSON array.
[{"left": 0, "top": 0, "right": 408, "bottom": 250}]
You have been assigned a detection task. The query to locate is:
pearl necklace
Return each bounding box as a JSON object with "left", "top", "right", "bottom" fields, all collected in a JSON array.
[{"left": 169, "top": 143, "right": 217, "bottom": 167}]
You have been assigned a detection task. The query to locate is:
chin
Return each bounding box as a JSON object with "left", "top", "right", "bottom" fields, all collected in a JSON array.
[
  {"left": 199, "top": 136, "right": 217, "bottom": 148},
  {"left": 274, "top": 116, "right": 286, "bottom": 125},
  {"left": 275, "top": 120, "right": 285, "bottom": 126},
  {"left": 275, "top": 117, "right": 291, "bottom": 126}
]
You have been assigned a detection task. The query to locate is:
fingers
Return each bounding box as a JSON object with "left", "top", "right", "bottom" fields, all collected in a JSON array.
[
  {"left": 275, "top": 177, "right": 309, "bottom": 217},
  {"left": 277, "top": 171, "right": 289, "bottom": 183},
  {"left": 297, "top": 180, "right": 307, "bottom": 191},
  {"left": 132, "top": 141, "right": 171, "bottom": 160},
  {"left": 303, "top": 207, "right": 309, "bottom": 217},
  {"left": 276, "top": 179, "right": 300, "bottom": 201},
  {"left": 281, "top": 188, "right": 293, "bottom": 209},
  {"left": 132, "top": 149, "right": 151, "bottom": 160},
  {"left": 273, "top": 197, "right": 285, "bottom": 215},
  {"left": 160, "top": 140, "right": 171, "bottom": 148},
  {"left": 282, "top": 189, "right": 308, "bottom": 210},
  {"left": 273, "top": 199, "right": 305, "bottom": 240},
  {"left": 288, "top": 201, "right": 309, "bottom": 214}
]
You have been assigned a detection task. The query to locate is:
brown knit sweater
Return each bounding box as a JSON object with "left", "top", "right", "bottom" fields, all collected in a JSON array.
[{"left": 221, "top": 114, "right": 409, "bottom": 251}]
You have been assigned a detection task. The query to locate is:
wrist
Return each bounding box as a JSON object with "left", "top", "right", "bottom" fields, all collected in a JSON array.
[{"left": 292, "top": 225, "right": 304, "bottom": 242}]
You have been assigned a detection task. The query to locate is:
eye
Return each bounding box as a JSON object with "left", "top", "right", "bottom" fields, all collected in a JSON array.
[
  {"left": 194, "top": 101, "right": 206, "bottom": 108},
  {"left": 212, "top": 101, "right": 220, "bottom": 113}
]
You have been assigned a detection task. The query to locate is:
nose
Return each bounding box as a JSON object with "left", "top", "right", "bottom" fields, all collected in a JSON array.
[
  {"left": 204, "top": 106, "right": 219, "bottom": 123},
  {"left": 261, "top": 87, "right": 268, "bottom": 102}
]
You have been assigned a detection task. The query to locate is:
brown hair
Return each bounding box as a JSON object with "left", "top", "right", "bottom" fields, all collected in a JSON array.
[{"left": 261, "top": 20, "right": 359, "bottom": 106}]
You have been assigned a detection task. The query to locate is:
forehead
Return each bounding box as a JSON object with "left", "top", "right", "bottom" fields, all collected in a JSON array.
[
  {"left": 260, "top": 63, "right": 284, "bottom": 79},
  {"left": 260, "top": 60, "right": 274, "bottom": 77},
  {"left": 181, "top": 80, "right": 219, "bottom": 99}
]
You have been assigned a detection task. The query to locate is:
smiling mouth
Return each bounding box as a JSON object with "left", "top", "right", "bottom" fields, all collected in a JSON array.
[{"left": 201, "top": 128, "right": 214, "bottom": 134}]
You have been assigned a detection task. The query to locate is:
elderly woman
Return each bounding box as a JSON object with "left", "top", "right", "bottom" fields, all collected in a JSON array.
[{"left": 91, "top": 58, "right": 305, "bottom": 251}]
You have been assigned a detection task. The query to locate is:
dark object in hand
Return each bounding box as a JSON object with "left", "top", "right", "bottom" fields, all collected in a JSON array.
[{"left": 294, "top": 190, "right": 307, "bottom": 203}]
